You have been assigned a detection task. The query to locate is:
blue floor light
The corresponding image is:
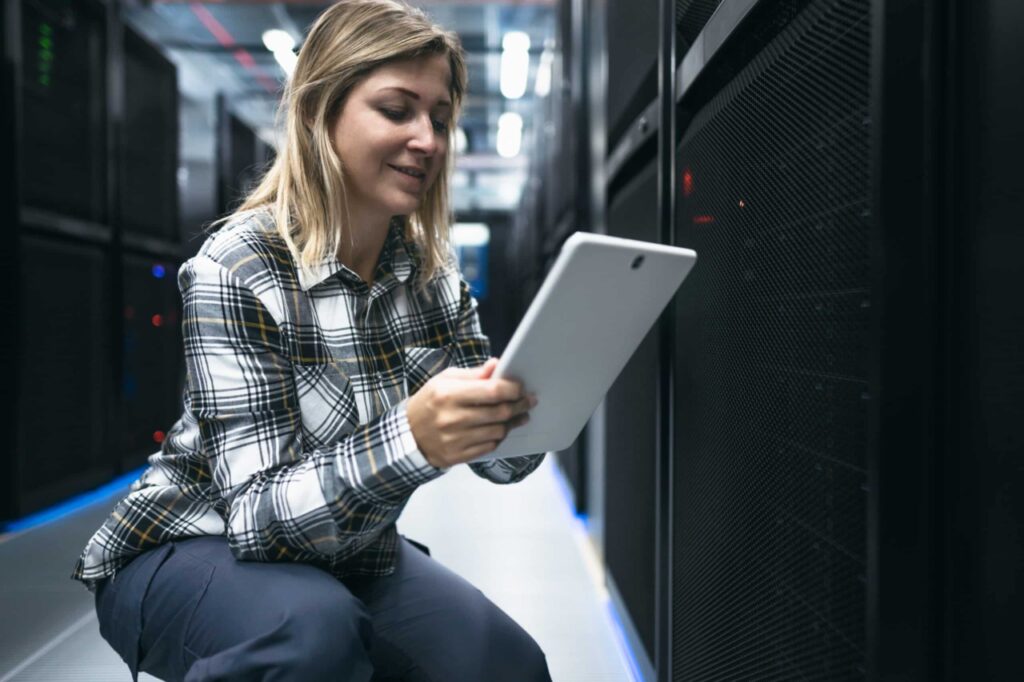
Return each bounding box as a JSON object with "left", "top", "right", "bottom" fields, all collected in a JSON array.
[{"left": 1, "top": 466, "right": 146, "bottom": 534}]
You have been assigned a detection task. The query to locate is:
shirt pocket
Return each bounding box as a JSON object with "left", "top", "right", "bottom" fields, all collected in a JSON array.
[
  {"left": 403, "top": 345, "right": 453, "bottom": 397},
  {"left": 292, "top": 360, "right": 360, "bottom": 447}
]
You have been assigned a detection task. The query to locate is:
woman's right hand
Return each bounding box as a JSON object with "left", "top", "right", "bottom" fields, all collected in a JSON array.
[{"left": 406, "top": 358, "right": 537, "bottom": 468}]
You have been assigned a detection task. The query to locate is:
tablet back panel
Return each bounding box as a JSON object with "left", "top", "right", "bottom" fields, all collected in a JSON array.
[{"left": 481, "top": 233, "right": 696, "bottom": 460}]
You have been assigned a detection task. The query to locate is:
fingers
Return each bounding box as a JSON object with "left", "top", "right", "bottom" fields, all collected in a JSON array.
[
  {"left": 476, "top": 357, "right": 499, "bottom": 379},
  {"left": 460, "top": 395, "right": 536, "bottom": 427}
]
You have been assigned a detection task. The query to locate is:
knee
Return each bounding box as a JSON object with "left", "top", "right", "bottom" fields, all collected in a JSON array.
[
  {"left": 284, "top": 589, "right": 372, "bottom": 659},
  {"left": 483, "top": 608, "right": 552, "bottom": 682},
  {"left": 274, "top": 588, "right": 374, "bottom": 676}
]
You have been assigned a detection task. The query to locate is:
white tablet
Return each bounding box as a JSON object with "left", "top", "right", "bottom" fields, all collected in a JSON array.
[{"left": 476, "top": 231, "right": 697, "bottom": 461}]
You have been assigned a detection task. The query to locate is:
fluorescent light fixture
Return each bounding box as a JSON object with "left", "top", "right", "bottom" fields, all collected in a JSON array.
[
  {"left": 497, "top": 112, "right": 523, "bottom": 158},
  {"left": 500, "top": 31, "right": 530, "bottom": 100},
  {"left": 273, "top": 49, "right": 297, "bottom": 77},
  {"left": 262, "top": 29, "right": 295, "bottom": 53},
  {"left": 535, "top": 44, "right": 553, "bottom": 97},
  {"left": 453, "top": 222, "right": 491, "bottom": 248},
  {"left": 262, "top": 29, "right": 297, "bottom": 77}
]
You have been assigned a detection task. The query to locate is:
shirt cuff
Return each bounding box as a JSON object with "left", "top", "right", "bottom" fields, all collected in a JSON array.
[{"left": 395, "top": 398, "right": 450, "bottom": 477}]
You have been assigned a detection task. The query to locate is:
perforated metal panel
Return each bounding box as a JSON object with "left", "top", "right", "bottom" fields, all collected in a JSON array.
[
  {"left": 20, "top": 0, "right": 107, "bottom": 221},
  {"left": 121, "top": 26, "right": 178, "bottom": 240},
  {"left": 672, "top": 0, "right": 871, "bottom": 678},
  {"left": 17, "top": 235, "right": 112, "bottom": 513},
  {"left": 120, "top": 254, "right": 183, "bottom": 468},
  {"left": 605, "top": 157, "right": 660, "bottom": 663}
]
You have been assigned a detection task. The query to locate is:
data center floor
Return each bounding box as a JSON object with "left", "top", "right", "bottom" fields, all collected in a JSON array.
[{"left": 0, "top": 456, "right": 634, "bottom": 682}]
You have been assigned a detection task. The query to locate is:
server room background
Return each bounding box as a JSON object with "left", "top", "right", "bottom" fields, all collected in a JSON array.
[{"left": 2, "top": 0, "right": 1022, "bottom": 681}]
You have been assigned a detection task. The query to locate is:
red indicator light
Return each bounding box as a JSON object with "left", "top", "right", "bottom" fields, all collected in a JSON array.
[
  {"left": 153, "top": 431, "right": 166, "bottom": 444},
  {"left": 693, "top": 215, "right": 715, "bottom": 225},
  {"left": 151, "top": 314, "right": 164, "bottom": 327},
  {"left": 682, "top": 168, "right": 694, "bottom": 197}
]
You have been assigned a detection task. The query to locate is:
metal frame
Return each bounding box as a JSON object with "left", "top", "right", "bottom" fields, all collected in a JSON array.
[
  {"left": 654, "top": 0, "right": 675, "bottom": 679},
  {"left": 867, "top": 0, "right": 943, "bottom": 677}
]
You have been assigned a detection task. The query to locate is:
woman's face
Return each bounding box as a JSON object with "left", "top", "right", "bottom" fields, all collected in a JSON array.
[{"left": 330, "top": 54, "right": 452, "bottom": 227}]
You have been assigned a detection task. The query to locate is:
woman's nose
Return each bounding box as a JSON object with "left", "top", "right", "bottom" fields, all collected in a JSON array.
[{"left": 408, "top": 114, "right": 440, "bottom": 155}]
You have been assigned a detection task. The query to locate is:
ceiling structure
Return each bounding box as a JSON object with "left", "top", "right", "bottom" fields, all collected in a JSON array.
[{"left": 123, "top": 0, "right": 556, "bottom": 212}]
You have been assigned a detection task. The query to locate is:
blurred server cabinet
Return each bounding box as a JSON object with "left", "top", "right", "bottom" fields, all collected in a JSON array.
[
  {"left": 18, "top": 0, "right": 107, "bottom": 223},
  {"left": 120, "top": 255, "right": 182, "bottom": 470},
  {"left": 216, "top": 95, "right": 271, "bottom": 217},
  {"left": 2, "top": 0, "right": 183, "bottom": 522},
  {"left": 121, "top": 24, "right": 178, "bottom": 246},
  {"left": 16, "top": 236, "right": 112, "bottom": 513}
]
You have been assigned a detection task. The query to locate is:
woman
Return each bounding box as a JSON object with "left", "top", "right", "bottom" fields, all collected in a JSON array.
[{"left": 72, "top": 1, "right": 551, "bottom": 680}]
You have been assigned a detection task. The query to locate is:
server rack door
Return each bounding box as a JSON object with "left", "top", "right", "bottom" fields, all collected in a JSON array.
[
  {"left": 17, "top": 235, "right": 113, "bottom": 515},
  {"left": 120, "top": 254, "right": 183, "bottom": 470},
  {"left": 672, "top": 0, "right": 872, "bottom": 678},
  {"left": 19, "top": 0, "right": 107, "bottom": 222},
  {"left": 605, "top": 156, "right": 661, "bottom": 667},
  {"left": 121, "top": 25, "right": 178, "bottom": 242}
]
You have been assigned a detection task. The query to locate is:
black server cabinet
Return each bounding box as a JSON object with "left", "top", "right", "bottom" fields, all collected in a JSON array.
[
  {"left": 16, "top": 236, "right": 113, "bottom": 514},
  {"left": 671, "top": 0, "right": 871, "bottom": 678},
  {"left": 2, "top": 0, "right": 186, "bottom": 524},
  {"left": 216, "top": 97, "right": 264, "bottom": 217},
  {"left": 18, "top": 0, "right": 107, "bottom": 223},
  {"left": 121, "top": 24, "right": 179, "bottom": 243},
  {"left": 606, "top": 0, "right": 660, "bottom": 152},
  {"left": 666, "top": 0, "right": 1024, "bottom": 679},
  {"left": 120, "top": 254, "right": 183, "bottom": 470},
  {"left": 605, "top": 157, "right": 661, "bottom": 667}
]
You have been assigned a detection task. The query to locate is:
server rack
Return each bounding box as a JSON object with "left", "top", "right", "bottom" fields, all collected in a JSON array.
[
  {"left": 526, "top": 0, "right": 1024, "bottom": 679},
  {"left": 1, "top": 0, "right": 182, "bottom": 522},
  {"left": 216, "top": 95, "right": 269, "bottom": 218}
]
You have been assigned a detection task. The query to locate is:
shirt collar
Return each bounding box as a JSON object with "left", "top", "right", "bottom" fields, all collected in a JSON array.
[{"left": 296, "top": 218, "right": 417, "bottom": 292}]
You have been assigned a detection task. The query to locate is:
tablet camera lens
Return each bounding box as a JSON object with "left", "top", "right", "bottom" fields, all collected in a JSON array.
[{"left": 631, "top": 255, "right": 645, "bottom": 270}]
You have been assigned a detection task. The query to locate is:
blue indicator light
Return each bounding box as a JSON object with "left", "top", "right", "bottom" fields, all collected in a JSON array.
[{"left": 152, "top": 264, "right": 166, "bottom": 279}]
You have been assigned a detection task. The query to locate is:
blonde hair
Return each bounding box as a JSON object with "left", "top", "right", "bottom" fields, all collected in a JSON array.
[{"left": 223, "top": 0, "right": 467, "bottom": 292}]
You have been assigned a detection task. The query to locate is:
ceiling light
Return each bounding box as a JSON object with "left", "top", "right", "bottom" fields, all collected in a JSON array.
[
  {"left": 261, "top": 29, "right": 295, "bottom": 53},
  {"left": 535, "top": 43, "right": 553, "bottom": 97},
  {"left": 262, "top": 29, "right": 297, "bottom": 77},
  {"left": 497, "top": 112, "right": 523, "bottom": 158},
  {"left": 500, "top": 31, "right": 530, "bottom": 100}
]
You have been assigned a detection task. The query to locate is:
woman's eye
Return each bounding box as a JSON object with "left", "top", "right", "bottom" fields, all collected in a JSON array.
[
  {"left": 432, "top": 119, "right": 449, "bottom": 133},
  {"left": 380, "top": 108, "right": 406, "bottom": 121}
]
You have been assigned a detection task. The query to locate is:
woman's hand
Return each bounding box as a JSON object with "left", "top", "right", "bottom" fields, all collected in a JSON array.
[{"left": 406, "top": 358, "right": 538, "bottom": 468}]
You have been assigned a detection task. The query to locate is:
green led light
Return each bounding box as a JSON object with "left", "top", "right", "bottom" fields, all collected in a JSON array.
[{"left": 36, "top": 22, "right": 55, "bottom": 88}]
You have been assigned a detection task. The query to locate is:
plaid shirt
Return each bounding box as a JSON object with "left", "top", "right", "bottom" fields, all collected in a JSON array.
[{"left": 72, "top": 209, "right": 544, "bottom": 588}]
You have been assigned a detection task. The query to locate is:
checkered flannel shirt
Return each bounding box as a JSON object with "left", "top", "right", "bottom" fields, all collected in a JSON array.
[{"left": 72, "top": 209, "right": 544, "bottom": 588}]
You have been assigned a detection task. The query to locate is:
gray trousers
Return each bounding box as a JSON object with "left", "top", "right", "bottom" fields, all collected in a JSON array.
[{"left": 95, "top": 535, "right": 552, "bottom": 682}]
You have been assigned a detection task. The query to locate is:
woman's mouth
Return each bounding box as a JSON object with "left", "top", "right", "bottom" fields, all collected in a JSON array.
[{"left": 389, "top": 164, "right": 426, "bottom": 181}]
